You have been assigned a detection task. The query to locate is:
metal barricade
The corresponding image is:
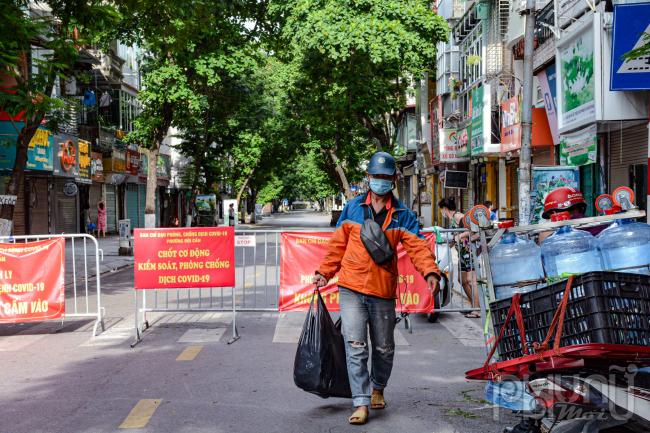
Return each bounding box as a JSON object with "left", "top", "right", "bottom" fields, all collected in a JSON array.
[
  {"left": 421, "top": 227, "right": 482, "bottom": 315},
  {"left": 134, "top": 230, "right": 284, "bottom": 345},
  {"left": 0, "top": 234, "right": 105, "bottom": 336}
]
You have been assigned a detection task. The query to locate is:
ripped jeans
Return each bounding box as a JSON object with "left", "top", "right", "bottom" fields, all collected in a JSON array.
[{"left": 339, "top": 287, "right": 396, "bottom": 407}]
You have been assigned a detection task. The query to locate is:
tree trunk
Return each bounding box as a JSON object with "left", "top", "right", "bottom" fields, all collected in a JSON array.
[
  {"left": 236, "top": 173, "right": 252, "bottom": 208},
  {"left": 327, "top": 148, "right": 353, "bottom": 200},
  {"left": 0, "top": 121, "right": 40, "bottom": 236},
  {"left": 144, "top": 147, "right": 159, "bottom": 228},
  {"left": 249, "top": 188, "right": 257, "bottom": 224}
]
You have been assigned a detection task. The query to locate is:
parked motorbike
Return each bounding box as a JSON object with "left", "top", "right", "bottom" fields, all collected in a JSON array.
[{"left": 495, "top": 368, "right": 650, "bottom": 433}]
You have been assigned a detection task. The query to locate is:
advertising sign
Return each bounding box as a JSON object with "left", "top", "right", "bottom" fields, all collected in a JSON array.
[
  {"left": 557, "top": 21, "right": 596, "bottom": 131},
  {"left": 0, "top": 238, "right": 65, "bottom": 323},
  {"left": 195, "top": 194, "right": 217, "bottom": 214},
  {"left": 279, "top": 232, "right": 436, "bottom": 313},
  {"left": 0, "top": 122, "right": 54, "bottom": 172},
  {"left": 537, "top": 64, "right": 559, "bottom": 144},
  {"left": 91, "top": 151, "right": 104, "bottom": 182},
  {"left": 559, "top": 124, "right": 597, "bottom": 166},
  {"left": 126, "top": 148, "right": 140, "bottom": 176},
  {"left": 53, "top": 134, "right": 79, "bottom": 178},
  {"left": 470, "top": 86, "right": 484, "bottom": 155},
  {"left": 611, "top": 3, "right": 650, "bottom": 91},
  {"left": 134, "top": 227, "right": 235, "bottom": 289},
  {"left": 501, "top": 96, "right": 522, "bottom": 152},
  {"left": 439, "top": 128, "right": 469, "bottom": 162},
  {"left": 76, "top": 139, "right": 92, "bottom": 184},
  {"left": 531, "top": 166, "right": 580, "bottom": 223}
]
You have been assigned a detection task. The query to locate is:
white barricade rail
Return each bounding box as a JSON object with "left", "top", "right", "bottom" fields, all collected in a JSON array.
[{"left": 0, "top": 234, "right": 105, "bottom": 337}]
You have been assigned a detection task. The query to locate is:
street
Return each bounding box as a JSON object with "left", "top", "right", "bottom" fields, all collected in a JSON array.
[{"left": 0, "top": 211, "right": 516, "bottom": 433}]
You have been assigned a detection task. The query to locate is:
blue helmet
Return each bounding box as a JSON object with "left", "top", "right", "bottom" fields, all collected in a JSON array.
[{"left": 367, "top": 152, "right": 396, "bottom": 176}]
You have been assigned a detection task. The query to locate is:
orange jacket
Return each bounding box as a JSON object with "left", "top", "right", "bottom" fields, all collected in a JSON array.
[{"left": 317, "top": 193, "right": 441, "bottom": 299}]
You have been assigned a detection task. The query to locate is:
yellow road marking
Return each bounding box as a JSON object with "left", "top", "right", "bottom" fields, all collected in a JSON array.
[
  {"left": 176, "top": 345, "right": 203, "bottom": 361},
  {"left": 119, "top": 399, "right": 162, "bottom": 429}
]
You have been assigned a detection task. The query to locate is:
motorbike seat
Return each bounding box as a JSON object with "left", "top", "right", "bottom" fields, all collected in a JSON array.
[{"left": 634, "top": 367, "right": 650, "bottom": 390}]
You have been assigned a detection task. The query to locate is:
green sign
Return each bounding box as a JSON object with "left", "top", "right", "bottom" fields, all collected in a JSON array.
[
  {"left": 559, "top": 124, "right": 597, "bottom": 166},
  {"left": 470, "top": 86, "right": 484, "bottom": 155}
]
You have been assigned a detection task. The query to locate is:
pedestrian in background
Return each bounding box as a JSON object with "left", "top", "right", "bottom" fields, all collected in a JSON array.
[
  {"left": 314, "top": 151, "right": 441, "bottom": 425},
  {"left": 97, "top": 200, "right": 107, "bottom": 238},
  {"left": 228, "top": 203, "right": 236, "bottom": 227},
  {"left": 438, "top": 198, "right": 480, "bottom": 318},
  {"left": 484, "top": 200, "right": 498, "bottom": 221}
]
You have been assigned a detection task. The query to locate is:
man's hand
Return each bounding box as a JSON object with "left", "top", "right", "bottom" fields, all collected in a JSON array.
[
  {"left": 313, "top": 273, "right": 327, "bottom": 288},
  {"left": 426, "top": 274, "right": 440, "bottom": 297}
]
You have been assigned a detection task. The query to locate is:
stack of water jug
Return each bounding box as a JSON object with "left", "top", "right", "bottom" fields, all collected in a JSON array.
[{"left": 490, "top": 214, "right": 650, "bottom": 300}]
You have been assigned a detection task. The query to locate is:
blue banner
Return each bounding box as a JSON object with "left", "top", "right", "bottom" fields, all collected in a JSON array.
[
  {"left": 0, "top": 121, "right": 54, "bottom": 172},
  {"left": 611, "top": 3, "right": 650, "bottom": 90}
]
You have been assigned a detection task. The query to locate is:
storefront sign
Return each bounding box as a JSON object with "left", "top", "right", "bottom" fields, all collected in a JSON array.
[
  {"left": 0, "top": 121, "right": 54, "bottom": 172},
  {"left": 531, "top": 166, "right": 580, "bottom": 223},
  {"left": 53, "top": 134, "right": 79, "bottom": 177},
  {"left": 104, "top": 149, "right": 126, "bottom": 173},
  {"left": 0, "top": 239, "right": 65, "bottom": 323},
  {"left": 611, "top": 3, "right": 650, "bottom": 91},
  {"left": 126, "top": 148, "right": 140, "bottom": 176},
  {"left": 557, "top": 20, "right": 596, "bottom": 132},
  {"left": 156, "top": 154, "right": 171, "bottom": 179},
  {"left": 76, "top": 139, "right": 92, "bottom": 184},
  {"left": 279, "top": 232, "right": 436, "bottom": 313},
  {"left": 134, "top": 227, "right": 235, "bottom": 289},
  {"left": 501, "top": 96, "right": 521, "bottom": 152},
  {"left": 537, "top": 64, "right": 560, "bottom": 144},
  {"left": 560, "top": 124, "right": 597, "bottom": 166},
  {"left": 91, "top": 151, "right": 104, "bottom": 182},
  {"left": 439, "top": 128, "right": 469, "bottom": 162}
]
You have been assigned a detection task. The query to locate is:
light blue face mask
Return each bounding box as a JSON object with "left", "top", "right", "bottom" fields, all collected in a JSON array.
[{"left": 369, "top": 178, "right": 393, "bottom": 196}]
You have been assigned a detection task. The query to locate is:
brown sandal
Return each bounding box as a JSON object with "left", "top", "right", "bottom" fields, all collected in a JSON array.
[
  {"left": 371, "top": 391, "right": 386, "bottom": 409},
  {"left": 348, "top": 407, "right": 369, "bottom": 425}
]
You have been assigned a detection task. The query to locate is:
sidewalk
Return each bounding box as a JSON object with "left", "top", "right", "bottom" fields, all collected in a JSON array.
[{"left": 65, "top": 235, "right": 133, "bottom": 282}]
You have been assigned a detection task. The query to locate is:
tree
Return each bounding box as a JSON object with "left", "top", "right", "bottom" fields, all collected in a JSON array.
[
  {"left": 116, "top": 0, "right": 260, "bottom": 227},
  {"left": 271, "top": 0, "right": 448, "bottom": 197},
  {"left": 0, "top": 1, "right": 118, "bottom": 234}
]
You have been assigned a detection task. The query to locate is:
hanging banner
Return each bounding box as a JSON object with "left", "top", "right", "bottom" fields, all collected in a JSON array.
[
  {"left": 559, "top": 124, "right": 597, "bottom": 166},
  {"left": 470, "top": 86, "right": 485, "bottom": 155},
  {"left": 439, "top": 128, "right": 470, "bottom": 162},
  {"left": 557, "top": 20, "right": 596, "bottom": 132},
  {"left": 537, "top": 64, "right": 560, "bottom": 145},
  {"left": 134, "top": 227, "right": 235, "bottom": 289},
  {"left": 279, "top": 232, "right": 436, "bottom": 313},
  {"left": 0, "top": 238, "right": 65, "bottom": 323}
]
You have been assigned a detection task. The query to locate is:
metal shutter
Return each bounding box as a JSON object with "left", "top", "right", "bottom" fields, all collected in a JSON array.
[
  {"left": 126, "top": 183, "right": 139, "bottom": 229},
  {"left": 609, "top": 123, "right": 648, "bottom": 190},
  {"left": 54, "top": 179, "right": 78, "bottom": 233},
  {"left": 13, "top": 180, "right": 26, "bottom": 235},
  {"left": 105, "top": 185, "right": 117, "bottom": 233},
  {"left": 28, "top": 177, "right": 50, "bottom": 235},
  {"left": 138, "top": 184, "right": 146, "bottom": 228},
  {"left": 88, "top": 184, "right": 102, "bottom": 228}
]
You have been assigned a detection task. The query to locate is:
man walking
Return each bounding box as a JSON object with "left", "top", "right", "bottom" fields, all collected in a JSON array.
[{"left": 313, "top": 151, "right": 441, "bottom": 425}]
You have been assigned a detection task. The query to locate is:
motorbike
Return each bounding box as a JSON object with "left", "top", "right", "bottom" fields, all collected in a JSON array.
[{"left": 492, "top": 367, "right": 650, "bottom": 433}]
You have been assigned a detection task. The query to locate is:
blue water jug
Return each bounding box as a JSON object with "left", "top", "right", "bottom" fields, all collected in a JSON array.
[
  {"left": 485, "top": 380, "right": 537, "bottom": 412},
  {"left": 490, "top": 232, "right": 545, "bottom": 300},
  {"left": 541, "top": 225, "right": 603, "bottom": 277},
  {"left": 598, "top": 219, "right": 650, "bottom": 275}
]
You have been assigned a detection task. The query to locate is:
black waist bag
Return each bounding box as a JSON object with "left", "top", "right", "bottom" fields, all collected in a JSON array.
[{"left": 360, "top": 208, "right": 394, "bottom": 265}]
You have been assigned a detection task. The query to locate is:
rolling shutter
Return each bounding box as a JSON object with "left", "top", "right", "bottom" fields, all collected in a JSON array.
[
  {"left": 126, "top": 183, "right": 139, "bottom": 229},
  {"left": 609, "top": 123, "right": 647, "bottom": 190},
  {"left": 105, "top": 185, "right": 117, "bottom": 233}
]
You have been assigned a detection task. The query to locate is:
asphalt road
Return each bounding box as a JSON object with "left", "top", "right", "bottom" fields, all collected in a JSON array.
[{"left": 0, "top": 211, "right": 517, "bottom": 433}]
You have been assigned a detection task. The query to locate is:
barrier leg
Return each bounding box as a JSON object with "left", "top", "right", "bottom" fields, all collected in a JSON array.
[
  {"left": 227, "top": 286, "right": 240, "bottom": 345},
  {"left": 131, "top": 289, "right": 143, "bottom": 347}
]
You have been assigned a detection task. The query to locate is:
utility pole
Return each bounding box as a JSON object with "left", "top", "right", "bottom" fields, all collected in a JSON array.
[{"left": 518, "top": 0, "right": 536, "bottom": 226}]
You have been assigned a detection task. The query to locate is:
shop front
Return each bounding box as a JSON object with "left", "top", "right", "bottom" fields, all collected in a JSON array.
[{"left": 103, "top": 148, "right": 127, "bottom": 233}]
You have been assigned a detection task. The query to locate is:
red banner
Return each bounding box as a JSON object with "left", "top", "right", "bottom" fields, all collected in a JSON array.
[
  {"left": 279, "top": 232, "right": 435, "bottom": 313},
  {"left": 0, "top": 239, "right": 65, "bottom": 323},
  {"left": 134, "top": 227, "right": 235, "bottom": 289}
]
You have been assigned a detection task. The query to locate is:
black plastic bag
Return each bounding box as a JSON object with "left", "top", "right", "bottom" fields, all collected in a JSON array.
[{"left": 293, "top": 289, "right": 351, "bottom": 399}]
